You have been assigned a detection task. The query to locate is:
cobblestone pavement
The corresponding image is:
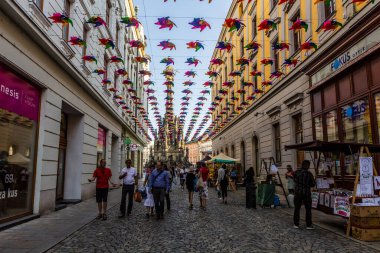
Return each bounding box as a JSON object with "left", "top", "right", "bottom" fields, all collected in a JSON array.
[{"left": 49, "top": 185, "right": 379, "bottom": 253}]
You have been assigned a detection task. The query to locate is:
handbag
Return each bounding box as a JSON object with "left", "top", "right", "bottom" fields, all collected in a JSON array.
[
  {"left": 196, "top": 175, "right": 204, "bottom": 189},
  {"left": 134, "top": 191, "right": 142, "bottom": 203}
]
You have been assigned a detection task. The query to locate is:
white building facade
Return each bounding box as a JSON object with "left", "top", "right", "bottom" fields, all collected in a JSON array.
[{"left": 0, "top": 0, "right": 148, "bottom": 224}]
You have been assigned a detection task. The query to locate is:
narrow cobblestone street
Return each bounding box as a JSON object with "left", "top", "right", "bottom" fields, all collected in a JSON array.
[{"left": 48, "top": 184, "right": 379, "bottom": 253}]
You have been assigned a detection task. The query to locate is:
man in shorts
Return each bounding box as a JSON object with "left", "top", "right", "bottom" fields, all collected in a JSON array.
[{"left": 88, "top": 159, "right": 116, "bottom": 220}]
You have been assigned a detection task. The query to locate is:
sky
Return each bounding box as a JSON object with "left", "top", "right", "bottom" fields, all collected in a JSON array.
[{"left": 133, "top": 0, "right": 231, "bottom": 141}]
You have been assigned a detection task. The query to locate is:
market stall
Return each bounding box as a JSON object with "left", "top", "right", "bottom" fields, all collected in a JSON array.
[
  {"left": 206, "top": 153, "right": 239, "bottom": 186},
  {"left": 285, "top": 141, "right": 380, "bottom": 241}
]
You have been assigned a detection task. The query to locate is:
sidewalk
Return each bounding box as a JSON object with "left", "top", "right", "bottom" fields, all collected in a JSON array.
[{"left": 0, "top": 188, "right": 121, "bottom": 253}]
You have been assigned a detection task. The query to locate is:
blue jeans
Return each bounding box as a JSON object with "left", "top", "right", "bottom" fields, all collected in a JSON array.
[{"left": 152, "top": 188, "right": 165, "bottom": 215}]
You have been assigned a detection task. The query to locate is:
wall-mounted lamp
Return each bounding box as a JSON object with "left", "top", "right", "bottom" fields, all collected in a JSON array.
[
  {"left": 8, "top": 145, "right": 14, "bottom": 156},
  {"left": 25, "top": 147, "right": 30, "bottom": 158}
]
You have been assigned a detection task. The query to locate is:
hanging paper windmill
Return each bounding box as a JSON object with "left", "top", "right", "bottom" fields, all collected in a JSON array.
[
  {"left": 210, "top": 58, "right": 224, "bottom": 66},
  {"left": 147, "top": 96, "right": 157, "bottom": 101},
  {"left": 82, "top": 55, "right": 97, "bottom": 64},
  {"left": 181, "top": 102, "right": 190, "bottom": 106},
  {"left": 155, "top": 17, "right": 177, "bottom": 30},
  {"left": 162, "top": 69, "right": 175, "bottom": 77},
  {"left": 102, "top": 79, "right": 111, "bottom": 85},
  {"left": 216, "top": 41, "right": 234, "bottom": 53},
  {"left": 244, "top": 41, "right": 261, "bottom": 51},
  {"left": 206, "top": 71, "right": 218, "bottom": 78},
  {"left": 120, "top": 17, "right": 141, "bottom": 28},
  {"left": 183, "top": 81, "right": 195, "bottom": 86},
  {"left": 261, "top": 58, "right": 274, "bottom": 65},
  {"left": 134, "top": 56, "right": 150, "bottom": 63},
  {"left": 139, "top": 70, "right": 152, "bottom": 76},
  {"left": 182, "top": 96, "right": 191, "bottom": 101},
  {"left": 272, "top": 42, "right": 290, "bottom": 51},
  {"left": 93, "top": 69, "right": 105, "bottom": 75},
  {"left": 320, "top": 19, "right": 343, "bottom": 31},
  {"left": 289, "top": 19, "right": 308, "bottom": 32},
  {"left": 186, "top": 41, "right": 205, "bottom": 52},
  {"left": 110, "top": 56, "right": 124, "bottom": 64},
  {"left": 49, "top": 13, "right": 73, "bottom": 26},
  {"left": 163, "top": 81, "right": 174, "bottom": 86},
  {"left": 143, "top": 80, "right": 155, "bottom": 85},
  {"left": 229, "top": 70, "right": 242, "bottom": 77},
  {"left": 145, "top": 88, "right": 155, "bottom": 94},
  {"left": 99, "top": 38, "right": 115, "bottom": 49},
  {"left": 250, "top": 70, "right": 262, "bottom": 77},
  {"left": 129, "top": 40, "right": 145, "bottom": 49},
  {"left": 203, "top": 81, "right": 214, "bottom": 87},
  {"left": 184, "top": 70, "right": 196, "bottom": 78},
  {"left": 189, "top": 18, "right": 211, "bottom": 32},
  {"left": 86, "top": 16, "right": 106, "bottom": 27},
  {"left": 270, "top": 71, "right": 284, "bottom": 79},
  {"left": 258, "top": 19, "right": 277, "bottom": 31},
  {"left": 279, "top": 0, "right": 296, "bottom": 4},
  {"left": 182, "top": 89, "right": 192, "bottom": 94},
  {"left": 223, "top": 18, "right": 245, "bottom": 32},
  {"left": 160, "top": 57, "right": 175, "bottom": 66},
  {"left": 116, "top": 69, "right": 127, "bottom": 76},
  {"left": 158, "top": 40, "right": 176, "bottom": 50},
  {"left": 236, "top": 58, "right": 250, "bottom": 66},
  {"left": 262, "top": 80, "right": 273, "bottom": 86},
  {"left": 68, "top": 37, "right": 86, "bottom": 47},
  {"left": 283, "top": 58, "right": 298, "bottom": 67},
  {"left": 109, "top": 87, "right": 118, "bottom": 92},
  {"left": 242, "top": 81, "right": 254, "bottom": 87},
  {"left": 301, "top": 41, "right": 318, "bottom": 51},
  {"left": 185, "top": 57, "right": 201, "bottom": 67},
  {"left": 223, "top": 81, "right": 234, "bottom": 88},
  {"left": 123, "top": 79, "right": 133, "bottom": 86}
]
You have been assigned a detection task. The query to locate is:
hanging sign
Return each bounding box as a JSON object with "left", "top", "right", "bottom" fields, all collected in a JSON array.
[{"left": 131, "top": 144, "right": 138, "bottom": 151}]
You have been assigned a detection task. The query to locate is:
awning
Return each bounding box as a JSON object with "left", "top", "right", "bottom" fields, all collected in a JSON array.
[
  {"left": 207, "top": 152, "right": 239, "bottom": 164},
  {"left": 285, "top": 140, "right": 380, "bottom": 155}
]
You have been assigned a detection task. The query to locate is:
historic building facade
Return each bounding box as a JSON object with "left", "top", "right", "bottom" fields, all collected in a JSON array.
[
  {"left": 210, "top": 0, "right": 378, "bottom": 177},
  {"left": 0, "top": 0, "right": 149, "bottom": 224}
]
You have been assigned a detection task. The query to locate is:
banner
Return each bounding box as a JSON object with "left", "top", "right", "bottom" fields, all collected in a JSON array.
[
  {"left": 311, "top": 192, "right": 319, "bottom": 208},
  {"left": 334, "top": 196, "right": 350, "bottom": 218}
]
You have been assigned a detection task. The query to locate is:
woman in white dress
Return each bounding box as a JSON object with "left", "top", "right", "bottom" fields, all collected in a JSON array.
[{"left": 144, "top": 165, "right": 155, "bottom": 218}]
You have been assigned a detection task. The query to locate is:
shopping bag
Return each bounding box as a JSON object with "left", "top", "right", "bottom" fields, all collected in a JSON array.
[
  {"left": 196, "top": 176, "right": 204, "bottom": 189},
  {"left": 270, "top": 164, "right": 278, "bottom": 174},
  {"left": 134, "top": 191, "right": 142, "bottom": 203}
]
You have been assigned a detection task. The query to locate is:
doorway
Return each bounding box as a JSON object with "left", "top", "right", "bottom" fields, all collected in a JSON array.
[{"left": 56, "top": 112, "right": 68, "bottom": 200}]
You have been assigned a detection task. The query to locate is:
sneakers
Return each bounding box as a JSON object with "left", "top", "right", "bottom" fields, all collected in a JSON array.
[
  {"left": 293, "top": 225, "right": 299, "bottom": 229},
  {"left": 306, "top": 226, "right": 315, "bottom": 230},
  {"left": 96, "top": 214, "right": 102, "bottom": 220},
  {"left": 102, "top": 214, "right": 107, "bottom": 220}
]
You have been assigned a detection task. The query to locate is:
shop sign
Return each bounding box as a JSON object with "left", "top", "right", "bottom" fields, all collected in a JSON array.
[
  {"left": 130, "top": 144, "right": 138, "bottom": 151},
  {"left": 124, "top": 137, "right": 132, "bottom": 145},
  {"left": 334, "top": 196, "right": 350, "bottom": 218},
  {"left": 342, "top": 102, "right": 366, "bottom": 119},
  {"left": 311, "top": 27, "right": 380, "bottom": 85},
  {"left": 0, "top": 63, "right": 40, "bottom": 121}
]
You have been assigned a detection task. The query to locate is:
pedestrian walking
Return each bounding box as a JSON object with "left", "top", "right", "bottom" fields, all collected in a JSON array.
[
  {"left": 164, "top": 164, "right": 172, "bottom": 211},
  {"left": 143, "top": 165, "right": 155, "bottom": 218},
  {"left": 198, "top": 162, "right": 209, "bottom": 210},
  {"left": 244, "top": 167, "right": 256, "bottom": 209},
  {"left": 88, "top": 159, "right": 116, "bottom": 220},
  {"left": 217, "top": 164, "right": 229, "bottom": 204},
  {"left": 185, "top": 167, "right": 196, "bottom": 209},
  {"left": 179, "top": 167, "right": 185, "bottom": 190},
  {"left": 293, "top": 160, "right": 316, "bottom": 229},
  {"left": 285, "top": 165, "right": 295, "bottom": 194},
  {"left": 118, "top": 159, "right": 138, "bottom": 218},
  {"left": 149, "top": 161, "right": 170, "bottom": 219},
  {"left": 230, "top": 167, "right": 238, "bottom": 191}
]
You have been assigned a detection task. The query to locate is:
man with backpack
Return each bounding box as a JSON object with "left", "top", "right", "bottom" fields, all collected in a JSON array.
[
  {"left": 217, "top": 164, "right": 229, "bottom": 204},
  {"left": 149, "top": 161, "right": 170, "bottom": 219}
]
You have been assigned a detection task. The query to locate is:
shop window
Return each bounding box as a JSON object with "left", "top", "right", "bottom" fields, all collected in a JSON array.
[
  {"left": 240, "top": 37, "right": 245, "bottom": 57},
  {"left": 252, "top": 16, "right": 257, "bottom": 39},
  {"left": 312, "top": 91, "right": 322, "bottom": 113},
  {"left": 341, "top": 99, "right": 372, "bottom": 144},
  {"left": 271, "top": 37, "right": 279, "bottom": 72},
  {"left": 313, "top": 116, "right": 323, "bottom": 141},
  {"left": 0, "top": 63, "right": 40, "bottom": 222},
  {"left": 293, "top": 114, "right": 304, "bottom": 167},
  {"left": 374, "top": 94, "right": 380, "bottom": 141},
  {"left": 338, "top": 76, "right": 351, "bottom": 101},
  {"left": 273, "top": 123, "right": 281, "bottom": 163},
  {"left": 290, "top": 11, "right": 301, "bottom": 53},
  {"left": 326, "top": 110, "right": 338, "bottom": 141},
  {"left": 62, "top": 0, "right": 71, "bottom": 41},
  {"left": 317, "top": 0, "right": 336, "bottom": 26},
  {"left": 353, "top": 65, "right": 368, "bottom": 94},
  {"left": 82, "top": 24, "right": 89, "bottom": 59},
  {"left": 97, "top": 126, "right": 107, "bottom": 166},
  {"left": 323, "top": 83, "right": 336, "bottom": 108},
  {"left": 271, "top": 0, "right": 278, "bottom": 11},
  {"left": 371, "top": 57, "right": 380, "bottom": 86}
]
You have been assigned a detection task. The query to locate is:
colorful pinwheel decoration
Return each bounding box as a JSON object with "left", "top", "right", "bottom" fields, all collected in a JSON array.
[
  {"left": 189, "top": 18, "right": 211, "bottom": 32},
  {"left": 99, "top": 38, "right": 115, "bottom": 49},
  {"left": 206, "top": 71, "right": 218, "bottom": 78},
  {"left": 145, "top": 88, "right": 155, "bottom": 94},
  {"left": 320, "top": 19, "right": 343, "bottom": 31},
  {"left": 49, "top": 13, "right": 73, "bottom": 26},
  {"left": 160, "top": 57, "right": 175, "bottom": 66},
  {"left": 120, "top": 17, "right": 140, "bottom": 28},
  {"left": 242, "top": 81, "right": 254, "bottom": 87},
  {"left": 154, "top": 17, "right": 177, "bottom": 30},
  {"left": 210, "top": 58, "right": 224, "bottom": 66},
  {"left": 272, "top": 42, "right": 290, "bottom": 51},
  {"left": 223, "top": 81, "right": 234, "bottom": 88},
  {"left": 182, "top": 89, "right": 192, "bottom": 95},
  {"left": 250, "top": 70, "right": 262, "bottom": 77},
  {"left": 258, "top": 19, "right": 277, "bottom": 31},
  {"left": 68, "top": 37, "right": 86, "bottom": 47},
  {"left": 123, "top": 79, "right": 133, "bottom": 85},
  {"left": 279, "top": 0, "right": 296, "bottom": 4},
  {"left": 134, "top": 56, "right": 150, "bottom": 64},
  {"left": 203, "top": 81, "right": 214, "bottom": 87},
  {"left": 186, "top": 41, "right": 205, "bottom": 52},
  {"left": 116, "top": 69, "right": 127, "bottom": 76},
  {"left": 185, "top": 57, "right": 201, "bottom": 67},
  {"left": 229, "top": 71, "right": 242, "bottom": 77},
  {"left": 244, "top": 41, "right": 261, "bottom": 51},
  {"left": 236, "top": 58, "right": 250, "bottom": 66},
  {"left": 183, "top": 81, "right": 195, "bottom": 86},
  {"left": 184, "top": 71, "right": 196, "bottom": 78},
  {"left": 216, "top": 41, "right": 234, "bottom": 53},
  {"left": 270, "top": 71, "right": 284, "bottom": 79},
  {"left": 283, "top": 58, "right": 298, "bottom": 67},
  {"left": 86, "top": 16, "right": 106, "bottom": 27},
  {"left": 110, "top": 56, "right": 124, "bottom": 64},
  {"left": 301, "top": 41, "right": 318, "bottom": 51},
  {"left": 143, "top": 80, "right": 155, "bottom": 86},
  {"left": 262, "top": 80, "right": 273, "bottom": 86},
  {"left": 129, "top": 40, "right": 145, "bottom": 49},
  {"left": 139, "top": 70, "right": 152, "bottom": 76},
  {"left": 162, "top": 70, "right": 175, "bottom": 77},
  {"left": 261, "top": 58, "right": 274, "bottom": 65},
  {"left": 102, "top": 79, "right": 111, "bottom": 85},
  {"left": 82, "top": 55, "right": 97, "bottom": 64},
  {"left": 290, "top": 19, "right": 308, "bottom": 32},
  {"left": 223, "top": 18, "right": 245, "bottom": 32},
  {"left": 158, "top": 40, "right": 176, "bottom": 50},
  {"left": 93, "top": 69, "right": 105, "bottom": 75}
]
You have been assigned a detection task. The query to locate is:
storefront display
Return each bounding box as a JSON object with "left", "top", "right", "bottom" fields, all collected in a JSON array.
[
  {"left": 97, "top": 126, "right": 107, "bottom": 166},
  {"left": 0, "top": 62, "right": 40, "bottom": 222}
]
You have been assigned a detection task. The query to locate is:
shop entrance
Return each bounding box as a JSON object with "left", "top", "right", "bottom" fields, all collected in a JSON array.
[{"left": 56, "top": 112, "right": 68, "bottom": 200}]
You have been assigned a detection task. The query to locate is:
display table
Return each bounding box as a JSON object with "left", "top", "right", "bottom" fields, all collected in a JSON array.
[{"left": 257, "top": 183, "right": 275, "bottom": 207}]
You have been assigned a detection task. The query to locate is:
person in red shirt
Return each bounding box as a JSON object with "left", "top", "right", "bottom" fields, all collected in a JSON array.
[
  {"left": 198, "top": 162, "right": 209, "bottom": 210},
  {"left": 88, "top": 159, "right": 116, "bottom": 220}
]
